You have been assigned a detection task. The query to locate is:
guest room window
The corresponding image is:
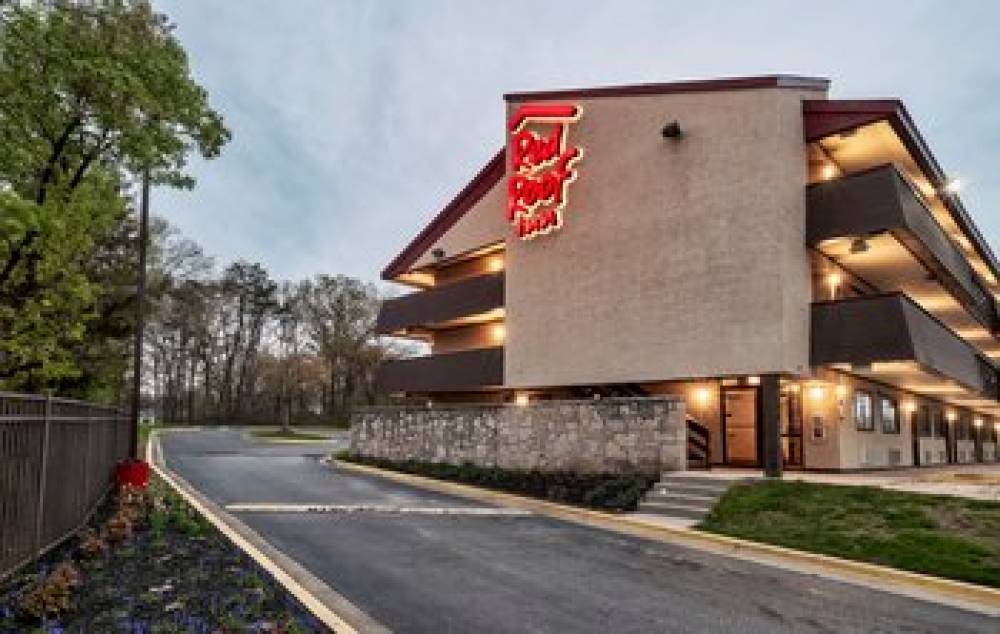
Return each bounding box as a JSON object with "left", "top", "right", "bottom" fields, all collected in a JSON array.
[{"left": 854, "top": 391, "right": 874, "bottom": 431}]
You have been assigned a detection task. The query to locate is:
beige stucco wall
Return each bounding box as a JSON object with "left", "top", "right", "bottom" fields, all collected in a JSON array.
[
  {"left": 503, "top": 87, "right": 824, "bottom": 388},
  {"left": 803, "top": 371, "right": 926, "bottom": 470},
  {"left": 413, "top": 177, "right": 508, "bottom": 270}
]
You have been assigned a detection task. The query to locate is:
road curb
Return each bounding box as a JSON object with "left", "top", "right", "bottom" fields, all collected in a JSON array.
[
  {"left": 331, "top": 459, "right": 1000, "bottom": 617},
  {"left": 149, "top": 433, "right": 390, "bottom": 633}
]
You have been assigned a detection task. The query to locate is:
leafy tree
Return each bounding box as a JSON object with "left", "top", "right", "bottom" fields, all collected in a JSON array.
[{"left": 0, "top": 1, "right": 229, "bottom": 394}]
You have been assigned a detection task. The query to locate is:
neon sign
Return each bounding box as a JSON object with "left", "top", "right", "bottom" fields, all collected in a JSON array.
[{"left": 507, "top": 104, "right": 583, "bottom": 240}]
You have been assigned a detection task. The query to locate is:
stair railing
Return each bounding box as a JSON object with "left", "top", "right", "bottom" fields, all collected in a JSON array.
[{"left": 686, "top": 416, "right": 711, "bottom": 469}]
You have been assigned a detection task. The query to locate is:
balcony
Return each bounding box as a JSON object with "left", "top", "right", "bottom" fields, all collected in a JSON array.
[
  {"left": 376, "top": 346, "right": 504, "bottom": 393},
  {"left": 812, "top": 293, "right": 1000, "bottom": 411},
  {"left": 376, "top": 272, "right": 504, "bottom": 335},
  {"left": 808, "top": 164, "right": 998, "bottom": 336}
]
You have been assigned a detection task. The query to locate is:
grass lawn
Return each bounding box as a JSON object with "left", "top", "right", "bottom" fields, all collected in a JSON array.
[
  {"left": 250, "top": 428, "right": 330, "bottom": 442},
  {"left": 699, "top": 480, "right": 1000, "bottom": 587}
]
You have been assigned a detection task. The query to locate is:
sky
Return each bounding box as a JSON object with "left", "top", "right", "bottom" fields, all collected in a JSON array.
[{"left": 153, "top": 0, "right": 1000, "bottom": 286}]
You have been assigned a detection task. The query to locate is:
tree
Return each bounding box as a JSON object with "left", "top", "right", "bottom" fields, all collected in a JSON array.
[
  {"left": 302, "top": 275, "right": 381, "bottom": 421},
  {"left": 0, "top": 1, "right": 229, "bottom": 394}
]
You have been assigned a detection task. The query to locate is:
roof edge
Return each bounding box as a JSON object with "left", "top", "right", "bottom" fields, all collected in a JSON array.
[
  {"left": 505, "top": 74, "right": 829, "bottom": 103},
  {"left": 382, "top": 148, "right": 506, "bottom": 281}
]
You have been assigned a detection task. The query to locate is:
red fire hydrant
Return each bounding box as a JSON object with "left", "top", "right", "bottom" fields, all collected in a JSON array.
[{"left": 115, "top": 459, "right": 151, "bottom": 489}]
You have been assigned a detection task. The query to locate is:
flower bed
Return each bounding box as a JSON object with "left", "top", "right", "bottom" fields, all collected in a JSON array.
[
  {"left": 341, "top": 453, "right": 657, "bottom": 511},
  {"left": 0, "top": 478, "right": 323, "bottom": 632}
]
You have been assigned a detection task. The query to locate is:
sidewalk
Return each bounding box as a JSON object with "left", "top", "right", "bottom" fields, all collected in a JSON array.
[{"left": 665, "top": 464, "right": 1000, "bottom": 501}]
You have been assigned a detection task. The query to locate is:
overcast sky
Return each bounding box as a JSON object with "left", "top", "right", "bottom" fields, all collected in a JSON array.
[{"left": 153, "top": 0, "right": 1000, "bottom": 285}]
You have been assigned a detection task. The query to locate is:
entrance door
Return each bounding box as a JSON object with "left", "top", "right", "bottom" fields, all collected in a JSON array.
[
  {"left": 780, "top": 392, "right": 803, "bottom": 468},
  {"left": 724, "top": 388, "right": 758, "bottom": 465}
]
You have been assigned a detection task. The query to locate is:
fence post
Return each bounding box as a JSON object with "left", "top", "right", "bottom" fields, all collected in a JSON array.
[
  {"left": 33, "top": 395, "right": 52, "bottom": 555},
  {"left": 82, "top": 406, "right": 92, "bottom": 517}
]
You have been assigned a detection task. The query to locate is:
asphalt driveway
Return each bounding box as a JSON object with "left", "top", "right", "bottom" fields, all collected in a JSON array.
[{"left": 160, "top": 428, "right": 999, "bottom": 633}]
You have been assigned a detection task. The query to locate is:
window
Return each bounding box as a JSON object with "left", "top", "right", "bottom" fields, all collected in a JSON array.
[
  {"left": 880, "top": 397, "right": 899, "bottom": 434},
  {"left": 854, "top": 391, "right": 874, "bottom": 431}
]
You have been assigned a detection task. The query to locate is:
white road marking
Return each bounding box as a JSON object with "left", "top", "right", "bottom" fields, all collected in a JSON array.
[{"left": 225, "top": 502, "right": 533, "bottom": 516}]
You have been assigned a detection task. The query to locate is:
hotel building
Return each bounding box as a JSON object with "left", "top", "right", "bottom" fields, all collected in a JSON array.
[{"left": 374, "top": 75, "right": 1000, "bottom": 474}]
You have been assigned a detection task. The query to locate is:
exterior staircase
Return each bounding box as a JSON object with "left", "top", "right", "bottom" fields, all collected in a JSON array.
[{"left": 638, "top": 474, "right": 743, "bottom": 521}]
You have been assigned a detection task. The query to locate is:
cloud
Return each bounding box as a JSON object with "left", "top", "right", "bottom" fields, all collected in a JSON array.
[{"left": 153, "top": 0, "right": 1000, "bottom": 283}]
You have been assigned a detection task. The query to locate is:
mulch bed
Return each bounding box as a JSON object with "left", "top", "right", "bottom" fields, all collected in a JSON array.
[{"left": 0, "top": 477, "right": 326, "bottom": 632}]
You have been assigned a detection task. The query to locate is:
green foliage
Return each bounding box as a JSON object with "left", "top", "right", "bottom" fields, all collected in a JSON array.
[
  {"left": 0, "top": 1, "right": 229, "bottom": 396},
  {"left": 343, "top": 454, "right": 657, "bottom": 511},
  {"left": 699, "top": 480, "right": 1000, "bottom": 587}
]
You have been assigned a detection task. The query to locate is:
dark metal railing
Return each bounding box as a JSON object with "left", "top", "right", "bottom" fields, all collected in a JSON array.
[
  {"left": 686, "top": 416, "right": 711, "bottom": 469},
  {"left": 0, "top": 392, "right": 130, "bottom": 579}
]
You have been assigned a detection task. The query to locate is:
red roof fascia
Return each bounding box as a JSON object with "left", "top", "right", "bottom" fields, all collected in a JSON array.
[{"left": 382, "top": 148, "right": 506, "bottom": 281}]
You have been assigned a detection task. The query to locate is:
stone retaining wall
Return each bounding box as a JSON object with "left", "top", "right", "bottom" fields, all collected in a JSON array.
[{"left": 350, "top": 397, "right": 686, "bottom": 474}]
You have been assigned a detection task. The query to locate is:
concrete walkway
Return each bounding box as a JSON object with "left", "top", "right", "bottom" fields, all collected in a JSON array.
[
  {"left": 159, "top": 428, "right": 999, "bottom": 633},
  {"left": 674, "top": 464, "right": 1000, "bottom": 500}
]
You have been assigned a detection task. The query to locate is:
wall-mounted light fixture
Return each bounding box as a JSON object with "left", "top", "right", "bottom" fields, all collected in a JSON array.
[
  {"left": 902, "top": 401, "right": 917, "bottom": 414},
  {"left": 661, "top": 120, "right": 683, "bottom": 139},
  {"left": 808, "top": 384, "right": 826, "bottom": 401},
  {"left": 746, "top": 375, "right": 761, "bottom": 386},
  {"left": 488, "top": 255, "right": 505, "bottom": 273},
  {"left": 821, "top": 164, "right": 838, "bottom": 180},
  {"left": 942, "top": 178, "right": 964, "bottom": 195},
  {"left": 849, "top": 237, "right": 870, "bottom": 254},
  {"left": 490, "top": 323, "right": 506, "bottom": 344},
  {"left": 826, "top": 272, "right": 842, "bottom": 300},
  {"left": 946, "top": 411, "right": 957, "bottom": 422},
  {"left": 835, "top": 384, "right": 848, "bottom": 399},
  {"left": 693, "top": 387, "right": 712, "bottom": 407},
  {"left": 514, "top": 393, "right": 530, "bottom": 407},
  {"left": 974, "top": 418, "right": 983, "bottom": 428}
]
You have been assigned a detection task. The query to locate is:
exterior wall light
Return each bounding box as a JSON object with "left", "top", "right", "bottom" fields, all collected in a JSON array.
[
  {"left": 826, "top": 272, "right": 842, "bottom": 300},
  {"left": 974, "top": 418, "right": 983, "bottom": 428},
  {"left": 514, "top": 393, "right": 530, "bottom": 407},
  {"left": 491, "top": 323, "right": 506, "bottom": 344},
  {"left": 821, "top": 164, "right": 838, "bottom": 180},
  {"left": 693, "top": 387, "right": 712, "bottom": 407},
  {"left": 808, "top": 385, "right": 826, "bottom": 401},
  {"left": 902, "top": 401, "right": 917, "bottom": 414},
  {"left": 946, "top": 411, "right": 957, "bottom": 422},
  {"left": 835, "top": 384, "right": 848, "bottom": 399},
  {"left": 488, "top": 255, "right": 505, "bottom": 273},
  {"left": 661, "top": 120, "right": 683, "bottom": 139},
  {"left": 943, "top": 178, "right": 964, "bottom": 195},
  {"left": 746, "top": 375, "right": 761, "bottom": 386}
]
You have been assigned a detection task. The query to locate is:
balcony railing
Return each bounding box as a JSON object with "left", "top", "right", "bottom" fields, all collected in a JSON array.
[
  {"left": 376, "top": 346, "right": 504, "bottom": 393},
  {"left": 811, "top": 293, "right": 999, "bottom": 400},
  {"left": 376, "top": 272, "right": 504, "bottom": 334},
  {"left": 808, "top": 164, "right": 999, "bottom": 331}
]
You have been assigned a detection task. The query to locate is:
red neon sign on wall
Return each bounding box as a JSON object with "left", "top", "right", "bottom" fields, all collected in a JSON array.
[{"left": 507, "top": 104, "right": 583, "bottom": 240}]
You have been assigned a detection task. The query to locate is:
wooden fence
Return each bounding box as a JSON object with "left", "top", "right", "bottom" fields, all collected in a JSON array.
[{"left": 0, "top": 392, "right": 130, "bottom": 579}]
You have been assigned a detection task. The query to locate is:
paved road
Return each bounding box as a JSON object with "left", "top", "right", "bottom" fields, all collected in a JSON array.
[{"left": 160, "top": 429, "right": 998, "bottom": 633}]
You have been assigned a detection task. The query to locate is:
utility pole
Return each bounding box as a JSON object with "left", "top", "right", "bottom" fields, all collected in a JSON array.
[{"left": 129, "top": 170, "right": 150, "bottom": 458}]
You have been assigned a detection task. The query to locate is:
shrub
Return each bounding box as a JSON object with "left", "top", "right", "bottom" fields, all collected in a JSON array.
[
  {"left": 342, "top": 454, "right": 656, "bottom": 511},
  {"left": 105, "top": 511, "right": 133, "bottom": 543},
  {"left": 77, "top": 529, "right": 108, "bottom": 559},
  {"left": 16, "top": 561, "right": 82, "bottom": 620}
]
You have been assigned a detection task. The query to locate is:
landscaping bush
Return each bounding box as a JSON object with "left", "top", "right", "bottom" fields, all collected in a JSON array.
[{"left": 342, "top": 454, "right": 657, "bottom": 511}]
